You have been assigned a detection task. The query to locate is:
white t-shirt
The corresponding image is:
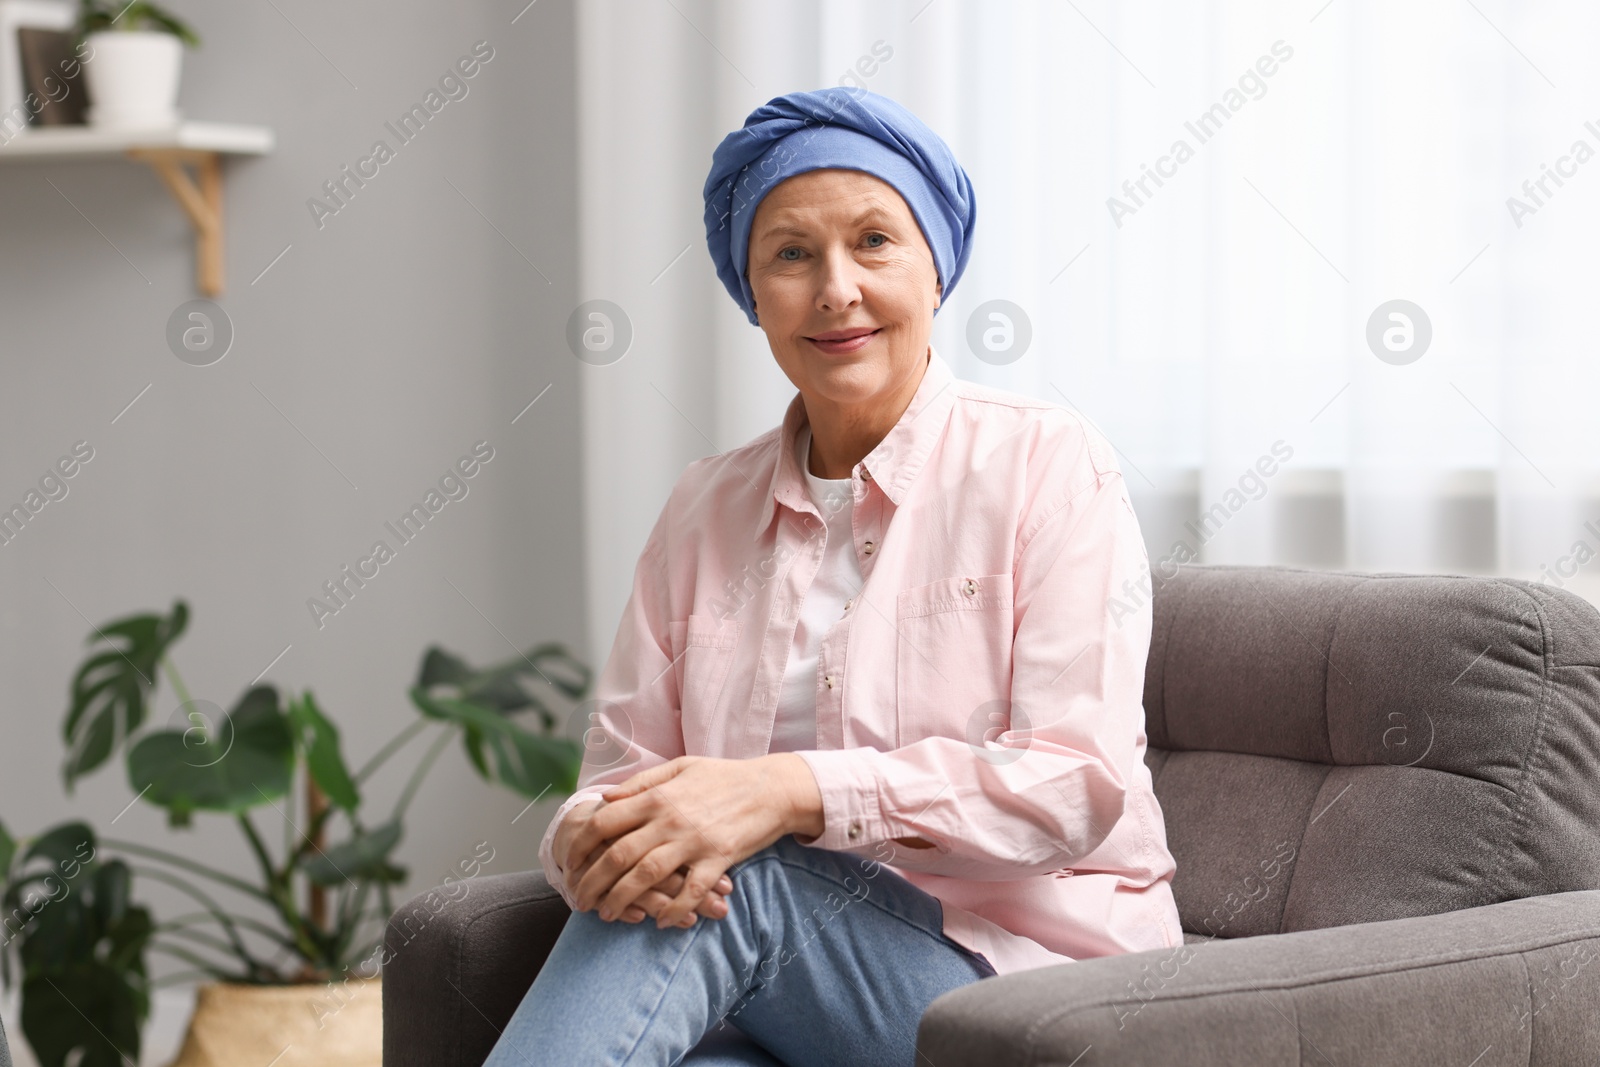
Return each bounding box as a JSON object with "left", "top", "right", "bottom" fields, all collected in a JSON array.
[{"left": 768, "top": 424, "right": 864, "bottom": 753}]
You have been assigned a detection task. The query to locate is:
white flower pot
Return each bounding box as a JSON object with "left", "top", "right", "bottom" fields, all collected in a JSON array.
[{"left": 83, "top": 30, "right": 184, "bottom": 129}]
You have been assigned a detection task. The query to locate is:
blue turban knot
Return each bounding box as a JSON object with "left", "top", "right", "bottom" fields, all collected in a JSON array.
[{"left": 702, "top": 87, "right": 977, "bottom": 327}]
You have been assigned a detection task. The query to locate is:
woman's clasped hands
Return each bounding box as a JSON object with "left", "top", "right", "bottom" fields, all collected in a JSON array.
[
  {"left": 552, "top": 753, "right": 825, "bottom": 931},
  {"left": 556, "top": 807, "right": 734, "bottom": 928}
]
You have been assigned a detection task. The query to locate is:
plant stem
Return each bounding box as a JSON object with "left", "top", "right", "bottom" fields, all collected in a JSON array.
[
  {"left": 355, "top": 718, "right": 430, "bottom": 784},
  {"left": 235, "top": 811, "right": 278, "bottom": 888},
  {"left": 103, "top": 836, "right": 274, "bottom": 903},
  {"left": 287, "top": 800, "right": 340, "bottom": 869},
  {"left": 147, "top": 941, "right": 251, "bottom": 984},
  {"left": 306, "top": 773, "right": 328, "bottom": 930},
  {"left": 160, "top": 654, "right": 195, "bottom": 710},
  {"left": 266, "top": 891, "right": 323, "bottom": 967},
  {"left": 125, "top": 865, "right": 272, "bottom": 980},
  {"left": 284, "top": 762, "right": 295, "bottom": 864},
  {"left": 158, "top": 925, "right": 239, "bottom": 957},
  {"left": 236, "top": 811, "right": 325, "bottom": 964},
  {"left": 334, "top": 915, "right": 390, "bottom": 972},
  {"left": 340, "top": 882, "right": 397, "bottom": 971},
  {"left": 157, "top": 911, "right": 300, "bottom": 953},
  {"left": 391, "top": 725, "right": 455, "bottom": 824},
  {"left": 332, "top": 879, "right": 373, "bottom": 964}
]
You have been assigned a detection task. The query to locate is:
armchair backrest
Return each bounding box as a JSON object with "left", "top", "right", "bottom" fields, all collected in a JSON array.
[{"left": 1142, "top": 565, "right": 1600, "bottom": 938}]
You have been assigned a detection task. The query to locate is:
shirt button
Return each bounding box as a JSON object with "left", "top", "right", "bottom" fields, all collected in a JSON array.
[
  {"left": 847, "top": 820, "right": 862, "bottom": 840},
  {"left": 843, "top": 598, "right": 852, "bottom": 613},
  {"left": 863, "top": 541, "right": 876, "bottom": 555},
  {"left": 823, "top": 675, "right": 835, "bottom": 688},
  {"left": 962, "top": 578, "right": 978, "bottom": 596},
  {"left": 860, "top": 467, "right": 873, "bottom": 482}
]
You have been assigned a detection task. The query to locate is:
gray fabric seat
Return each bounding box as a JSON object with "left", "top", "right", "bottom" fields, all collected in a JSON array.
[{"left": 382, "top": 565, "right": 1600, "bottom": 1066}]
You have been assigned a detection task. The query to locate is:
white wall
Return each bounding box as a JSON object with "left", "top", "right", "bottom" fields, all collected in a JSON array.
[{"left": 0, "top": 0, "right": 583, "bottom": 1047}]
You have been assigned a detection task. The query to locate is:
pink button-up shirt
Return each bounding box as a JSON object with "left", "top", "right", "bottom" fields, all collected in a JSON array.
[{"left": 538, "top": 345, "right": 1182, "bottom": 976}]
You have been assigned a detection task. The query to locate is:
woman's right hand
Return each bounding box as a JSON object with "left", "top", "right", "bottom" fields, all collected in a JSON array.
[{"left": 556, "top": 798, "right": 732, "bottom": 926}]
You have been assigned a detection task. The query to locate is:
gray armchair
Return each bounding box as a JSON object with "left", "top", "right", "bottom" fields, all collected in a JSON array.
[{"left": 383, "top": 565, "right": 1600, "bottom": 1066}]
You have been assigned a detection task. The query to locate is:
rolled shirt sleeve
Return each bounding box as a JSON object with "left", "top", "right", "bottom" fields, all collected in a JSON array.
[
  {"left": 794, "top": 466, "right": 1152, "bottom": 882},
  {"left": 537, "top": 514, "right": 684, "bottom": 910}
]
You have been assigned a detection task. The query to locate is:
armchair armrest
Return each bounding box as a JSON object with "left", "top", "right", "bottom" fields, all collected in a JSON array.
[
  {"left": 382, "top": 870, "right": 571, "bottom": 1067},
  {"left": 918, "top": 890, "right": 1600, "bottom": 1067}
]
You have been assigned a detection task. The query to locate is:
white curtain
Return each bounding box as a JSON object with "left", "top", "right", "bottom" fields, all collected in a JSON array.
[{"left": 577, "top": 0, "right": 1600, "bottom": 656}]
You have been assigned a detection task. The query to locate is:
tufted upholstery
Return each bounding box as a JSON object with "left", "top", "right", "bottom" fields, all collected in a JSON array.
[{"left": 1142, "top": 566, "right": 1600, "bottom": 938}]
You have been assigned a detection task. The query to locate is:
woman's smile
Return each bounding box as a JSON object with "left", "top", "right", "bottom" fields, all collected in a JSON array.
[{"left": 806, "top": 327, "right": 882, "bottom": 355}]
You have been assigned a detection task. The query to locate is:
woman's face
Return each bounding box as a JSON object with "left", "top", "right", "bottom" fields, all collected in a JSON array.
[{"left": 746, "top": 169, "right": 942, "bottom": 413}]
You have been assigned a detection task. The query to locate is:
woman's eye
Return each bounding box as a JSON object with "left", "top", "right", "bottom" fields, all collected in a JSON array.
[
  {"left": 779, "top": 247, "right": 803, "bottom": 261},
  {"left": 864, "top": 232, "right": 887, "bottom": 248}
]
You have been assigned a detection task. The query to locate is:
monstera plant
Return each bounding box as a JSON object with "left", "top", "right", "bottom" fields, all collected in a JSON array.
[{"left": 0, "top": 599, "right": 587, "bottom": 1067}]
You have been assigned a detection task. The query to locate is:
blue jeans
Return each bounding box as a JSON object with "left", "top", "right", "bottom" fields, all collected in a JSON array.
[{"left": 483, "top": 833, "right": 998, "bottom": 1066}]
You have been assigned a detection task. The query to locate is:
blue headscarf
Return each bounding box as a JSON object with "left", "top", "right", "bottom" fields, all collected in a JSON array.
[{"left": 703, "top": 87, "right": 977, "bottom": 327}]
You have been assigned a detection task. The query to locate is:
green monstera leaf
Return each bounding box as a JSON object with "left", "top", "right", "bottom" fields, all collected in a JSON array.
[
  {"left": 10, "top": 827, "right": 110, "bottom": 972},
  {"left": 287, "top": 691, "right": 360, "bottom": 812},
  {"left": 408, "top": 642, "right": 588, "bottom": 798},
  {"left": 415, "top": 642, "right": 589, "bottom": 730},
  {"left": 409, "top": 688, "right": 580, "bottom": 799},
  {"left": 0, "top": 817, "right": 91, "bottom": 991},
  {"left": 0, "top": 817, "right": 16, "bottom": 878},
  {"left": 62, "top": 600, "right": 189, "bottom": 789},
  {"left": 415, "top": 646, "right": 473, "bottom": 689},
  {"left": 4, "top": 822, "right": 152, "bottom": 1067},
  {"left": 302, "top": 819, "right": 405, "bottom": 887},
  {"left": 126, "top": 685, "right": 293, "bottom": 827},
  {"left": 20, "top": 820, "right": 95, "bottom": 874},
  {"left": 21, "top": 953, "right": 148, "bottom": 1067}
]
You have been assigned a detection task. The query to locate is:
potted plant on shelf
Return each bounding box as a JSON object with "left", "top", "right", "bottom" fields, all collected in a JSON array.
[
  {"left": 0, "top": 599, "right": 587, "bottom": 1067},
  {"left": 73, "top": 0, "right": 201, "bottom": 129}
]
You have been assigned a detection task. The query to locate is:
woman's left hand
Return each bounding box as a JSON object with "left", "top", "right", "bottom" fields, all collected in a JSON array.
[{"left": 565, "top": 753, "right": 821, "bottom": 929}]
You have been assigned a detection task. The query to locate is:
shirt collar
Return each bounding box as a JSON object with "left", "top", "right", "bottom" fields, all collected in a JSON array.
[{"left": 758, "top": 344, "right": 958, "bottom": 532}]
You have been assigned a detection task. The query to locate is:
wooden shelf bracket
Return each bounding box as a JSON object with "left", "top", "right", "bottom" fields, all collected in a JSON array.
[
  {"left": 0, "top": 122, "right": 272, "bottom": 298},
  {"left": 126, "top": 147, "right": 224, "bottom": 296}
]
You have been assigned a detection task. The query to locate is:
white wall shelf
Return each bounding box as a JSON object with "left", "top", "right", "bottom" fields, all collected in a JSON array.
[{"left": 0, "top": 121, "right": 275, "bottom": 295}]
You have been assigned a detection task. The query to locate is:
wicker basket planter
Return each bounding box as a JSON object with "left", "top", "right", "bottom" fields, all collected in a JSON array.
[{"left": 164, "top": 977, "right": 381, "bottom": 1067}]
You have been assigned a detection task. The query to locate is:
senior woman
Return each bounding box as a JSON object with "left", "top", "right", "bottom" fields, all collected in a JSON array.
[{"left": 484, "top": 88, "right": 1181, "bottom": 1066}]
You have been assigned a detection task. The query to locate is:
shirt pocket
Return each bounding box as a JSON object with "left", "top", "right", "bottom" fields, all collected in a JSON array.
[
  {"left": 895, "top": 573, "right": 1014, "bottom": 748},
  {"left": 667, "top": 614, "right": 740, "bottom": 754}
]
